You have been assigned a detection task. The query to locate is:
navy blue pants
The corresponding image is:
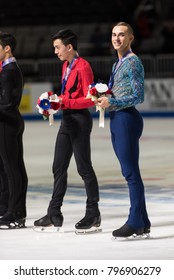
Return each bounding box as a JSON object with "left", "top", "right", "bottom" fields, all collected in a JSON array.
[{"left": 110, "top": 107, "right": 151, "bottom": 229}]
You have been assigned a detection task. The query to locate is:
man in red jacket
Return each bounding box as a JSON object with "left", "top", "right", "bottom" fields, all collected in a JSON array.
[{"left": 34, "top": 29, "right": 101, "bottom": 233}]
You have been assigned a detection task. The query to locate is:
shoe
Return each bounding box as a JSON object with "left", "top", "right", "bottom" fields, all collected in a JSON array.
[
  {"left": 75, "top": 214, "right": 101, "bottom": 230},
  {"left": 34, "top": 213, "right": 63, "bottom": 227},
  {"left": 0, "top": 213, "right": 26, "bottom": 229},
  {"left": 112, "top": 224, "right": 144, "bottom": 238},
  {"left": 144, "top": 227, "right": 151, "bottom": 234},
  {"left": 34, "top": 215, "right": 51, "bottom": 227},
  {"left": 51, "top": 214, "right": 63, "bottom": 227}
]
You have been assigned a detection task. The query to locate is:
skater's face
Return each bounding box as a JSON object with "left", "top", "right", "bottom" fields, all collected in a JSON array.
[
  {"left": 111, "top": 25, "right": 134, "bottom": 54},
  {"left": 0, "top": 44, "right": 9, "bottom": 62},
  {"left": 53, "top": 39, "right": 73, "bottom": 62}
]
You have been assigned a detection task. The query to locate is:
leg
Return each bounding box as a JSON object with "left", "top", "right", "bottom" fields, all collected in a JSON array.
[
  {"left": 16, "top": 121, "right": 28, "bottom": 218},
  {"left": 0, "top": 157, "right": 9, "bottom": 215},
  {"left": 34, "top": 123, "right": 71, "bottom": 228},
  {"left": 110, "top": 109, "right": 150, "bottom": 232},
  {"left": 69, "top": 112, "right": 100, "bottom": 231},
  {"left": 0, "top": 120, "right": 26, "bottom": 228},
  {"left": 72, "top": 112, "right": 99, "bottom": 216},
  {"left": 48, "top": 127, "right": 73, "bottom": 217}
]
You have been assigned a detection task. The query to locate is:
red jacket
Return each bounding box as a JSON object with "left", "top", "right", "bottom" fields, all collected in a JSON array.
[{"left": 59, "top": 57, "right": 95, "bottom": 109}]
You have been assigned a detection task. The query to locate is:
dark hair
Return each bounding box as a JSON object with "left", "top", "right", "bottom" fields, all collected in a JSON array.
[
  {"left": 52, "top": 29, "right": 78, "bottom": 50},
  {"left": 113, "top": 22, "right": 134, "bottom": 35},
  {"left": 0, "top": 31, "right": 16, "bottom": 53}
]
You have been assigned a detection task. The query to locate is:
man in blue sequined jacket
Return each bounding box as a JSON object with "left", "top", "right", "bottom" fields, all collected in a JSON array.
[{"left": 98, "top": 22, "right": 151, "bottom": 238}]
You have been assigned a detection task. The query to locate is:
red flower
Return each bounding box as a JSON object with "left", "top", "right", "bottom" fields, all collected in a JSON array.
[
  {"left": 105, "top": 88, "right": 112, "bottom": 95},
  {"left": 43, "top": 110, "right": 50, "bottom": 117},
  {"left": 89, "top": 87, "right": 97, "bottom": 96},
  {"left": 50, "top": 102, "right": 60, "bottom": 110}
]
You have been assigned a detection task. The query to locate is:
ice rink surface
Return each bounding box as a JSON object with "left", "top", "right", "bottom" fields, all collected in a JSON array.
[{"left": 1, "top": 117, "right": 174, "bottom": 262}]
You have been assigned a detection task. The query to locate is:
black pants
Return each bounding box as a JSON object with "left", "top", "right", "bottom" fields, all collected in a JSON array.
[
  {"left": 48, "top": 109, "right": 99, "bottom": 217},
  {"left": 0, "top": 111, "right": 28, "bottom": 219},
  {"left": 0, "top": 158, "right": 9, "bottom": 213}
]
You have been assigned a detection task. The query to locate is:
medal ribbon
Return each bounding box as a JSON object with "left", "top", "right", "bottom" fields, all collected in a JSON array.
[
  {"left": 61, "top": 55, "right": 79, "bottom": 94},
  {"left": 108, "top": 49, "right": 132, "bottom": 89}
]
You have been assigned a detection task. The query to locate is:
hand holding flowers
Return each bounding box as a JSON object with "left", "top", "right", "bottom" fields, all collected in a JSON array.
[
  {"left": 97, "top": 96, "right": 110, "bottom": 108},
  {"left": 36, "top": 92, "right": 60, "bottom": 125},
  {"left": 86, "top": 82, "right": 111, "bottom": 127}
]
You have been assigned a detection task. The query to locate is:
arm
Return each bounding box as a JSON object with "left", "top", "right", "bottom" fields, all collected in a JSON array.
[
  {"left": 0, "top": 65, "right": 23, "bottom": 112},
  {"left": 60, "top": 61, "right": 95, "bottom": 109},
  {"left": 0, "top": 71, "right": 13, "bottom": 111}
]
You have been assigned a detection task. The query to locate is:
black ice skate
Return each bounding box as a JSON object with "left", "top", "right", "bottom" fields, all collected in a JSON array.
[
  {"left": 75, "top": 214, "right": 102, "bottom": 234},
  {"left": 0, "top": 213, "right": 26, "bottom": 230},
  {"left": 143, "top": 227, "right": 151, "bottom": 238},
  {"left": 112, "top": 224, "right": 145, "bottom": 239},
  {"left": 33, "top": 214, "right": 64, "bottom": 233}
]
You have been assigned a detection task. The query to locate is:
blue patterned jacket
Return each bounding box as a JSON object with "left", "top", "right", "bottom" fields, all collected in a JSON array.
[{"left": 108, "top": 55, "right": 144, "bottom": 111}]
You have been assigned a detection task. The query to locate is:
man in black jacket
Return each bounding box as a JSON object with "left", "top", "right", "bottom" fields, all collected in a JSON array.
[{"left": 0, "top": 32, "right": 28, "bottom": 229}]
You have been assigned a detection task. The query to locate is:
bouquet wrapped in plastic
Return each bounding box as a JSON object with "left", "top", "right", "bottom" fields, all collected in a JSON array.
[{"left": 36, "top": 92, "right": 60, "bottom": 125}]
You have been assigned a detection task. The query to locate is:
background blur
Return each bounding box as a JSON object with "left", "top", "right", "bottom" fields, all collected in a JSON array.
[{"left": 1, "top": 0, "right": 174, "bottom": 116}]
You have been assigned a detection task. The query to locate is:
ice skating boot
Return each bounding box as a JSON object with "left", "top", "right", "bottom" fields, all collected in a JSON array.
[
  {"left": 75, "top": 214, "right": 102, "bottom": 234},
  {"left": 112, "top": 224, "right": 144, "bottom": 239},
  {"left": 143, "top": 227, "right": 151, "bottom": 238},
  {"left": 33, "top": 213, "right": 64, "bottom": 232},
  {"left": 34, "top": 215, "right": 52, "bottom": 227},
  {"left": 0, "top": 212, "right": 26, "bottom": 230}
]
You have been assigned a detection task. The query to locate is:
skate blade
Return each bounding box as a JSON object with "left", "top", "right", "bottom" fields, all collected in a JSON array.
[
  {"left": 75, "top": 227, "right": 102, "bottom": 235},
  {"left": 112, "top": 233, "right": 150, "bottom": 241},
  {"left": 142, "top": 233, "right": 150, "bottom": 238},
  {"left": 33, "top": 225, "right": 64, "bottom": 233},
  {"left": 0, "top": 222, "right": 26, "bottom": 230}
]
